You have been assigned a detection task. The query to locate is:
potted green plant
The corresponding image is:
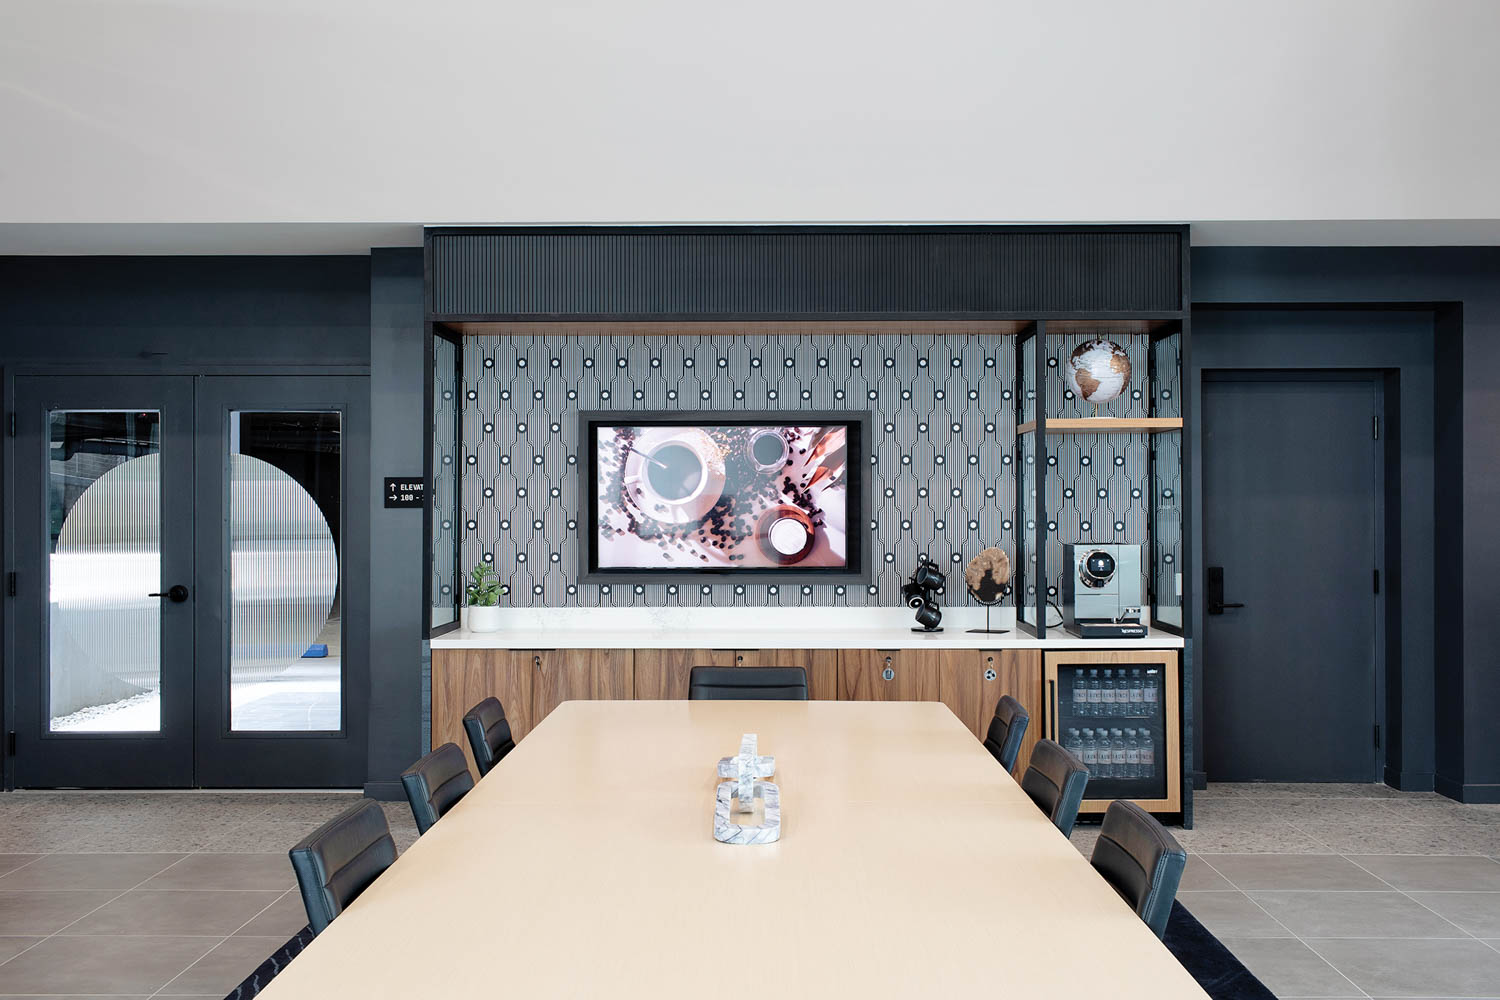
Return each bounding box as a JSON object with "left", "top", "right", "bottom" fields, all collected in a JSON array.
[{"left": 465, "top": 563, "right": 507, "bottom": 633}]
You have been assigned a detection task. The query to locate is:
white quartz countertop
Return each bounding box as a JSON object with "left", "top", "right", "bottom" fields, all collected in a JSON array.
[{"left": 430, "top": 607, "right": 1185, "bottom": 651}]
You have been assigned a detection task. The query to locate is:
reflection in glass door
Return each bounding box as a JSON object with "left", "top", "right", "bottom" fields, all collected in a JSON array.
[
  {"left": 228, "top": 411, "right": 342, "bottom": 732},
  {"left": 47, "top": 410, "right": 165, "bottom": 733},
  {"left": 13, "top": 377, "right": 197, "bottom": 788}
]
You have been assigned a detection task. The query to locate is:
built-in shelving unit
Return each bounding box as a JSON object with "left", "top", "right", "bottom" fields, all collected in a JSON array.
[{"left": 1017, "top": 417, "right": 1184, "bottom": 435}]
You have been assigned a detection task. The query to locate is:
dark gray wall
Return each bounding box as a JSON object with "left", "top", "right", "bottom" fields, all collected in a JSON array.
[
  {"left": 1189, "top": 307, "right": 1435, "bottom": 789},
  {"left": 1, "top": 255, "right": 372, "bottom": 789},
  {"left": 366, "top": 248, "right": 426, "bottom": 798},
  {"left": 1194, "top": 246, "right": 1498, "bottom": 802}
]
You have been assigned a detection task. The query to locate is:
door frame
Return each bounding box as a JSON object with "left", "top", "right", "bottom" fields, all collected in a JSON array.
[
  {"left": 1, "top": 368, "right": 370, "bottom": 790},
  {"left": 193, "top": 376, "right": 370, "bottom": 788},
  {"left": 8, "top": 374, "right": 200, "bottom": 787},
  {"left": 1200, "top": 369, "right": 1391, "bottom": 782}
]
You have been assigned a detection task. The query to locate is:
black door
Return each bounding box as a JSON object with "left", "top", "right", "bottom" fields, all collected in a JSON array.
[
  {"left": 1202, "top": 376, "right": 1381, "bottom": 782},
  {"left": 12, "top": 376, "right": 198, "bottom": 787},
  {"left": 193, "top": 377, "right": 368, "bottom": 787},
  {"left": 11, "top": 374, "right": 367, "bottom": 788}
]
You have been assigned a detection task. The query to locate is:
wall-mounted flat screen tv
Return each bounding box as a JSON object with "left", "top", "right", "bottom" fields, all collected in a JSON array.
[{"left": 580, "top": 411, "right": 871, "bottom": 584}]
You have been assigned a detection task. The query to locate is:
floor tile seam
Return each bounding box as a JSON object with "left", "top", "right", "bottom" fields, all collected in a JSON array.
[
  {"left": 147, "top": 887, "right": 294, "bottom": 999},
  {"left": 1340, "top": 856, "right": 1484, "bottom": 941},
  {"left": 0, "top": 852, "right": 198, "bottom": 977}
]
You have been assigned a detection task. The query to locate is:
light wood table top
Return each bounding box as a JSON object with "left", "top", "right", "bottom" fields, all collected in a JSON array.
[{"left": 263, "top": 701, "right": 1208, "bottom": 999}]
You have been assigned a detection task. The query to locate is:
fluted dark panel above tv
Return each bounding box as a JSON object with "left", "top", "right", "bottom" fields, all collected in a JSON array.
[{"left": 426, "top": 226, "right": 1187, "bottom": 319}]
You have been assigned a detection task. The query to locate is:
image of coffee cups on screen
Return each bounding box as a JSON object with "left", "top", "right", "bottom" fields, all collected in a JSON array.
[
  {"left": 902, "top": 558, "right": 947, "bottom": 633},
  {"left": 622, "top": 428, "right": 727, "bottom": 525},
  {"left": 756, "top": 504, "right": 817, "bottom": 564},
  {"left": 746, "top": 428, "right": 790, "bottom": 474},
  {"left": 963, "top": 547, "right": 1012, "bottom": 634}
]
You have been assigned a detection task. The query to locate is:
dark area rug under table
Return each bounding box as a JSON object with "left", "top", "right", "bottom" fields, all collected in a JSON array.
[{"left": 228, "top": 901, "right": 1272, "bottom": 999}]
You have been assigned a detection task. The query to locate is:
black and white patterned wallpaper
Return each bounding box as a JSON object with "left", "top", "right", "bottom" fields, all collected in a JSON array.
[{"left": 432, "top": 329, "right": 1179, "bottom": 612}]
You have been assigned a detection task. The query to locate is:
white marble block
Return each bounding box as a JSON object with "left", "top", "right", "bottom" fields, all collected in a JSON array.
[{"left": 713, "top": 732, "right": 781, "bottom": 845}]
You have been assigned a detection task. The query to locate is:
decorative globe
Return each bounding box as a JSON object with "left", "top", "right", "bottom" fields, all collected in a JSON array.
[
  {"left": 1065, "top": 338, "right": 1132, "bottom": 407},
  {"left": 964, "top": 547, "right": 1011, "bottom": 605}
]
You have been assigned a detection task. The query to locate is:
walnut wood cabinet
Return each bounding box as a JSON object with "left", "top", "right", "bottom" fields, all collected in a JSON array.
[
  {"left": 634, "top": 648, "right": 838, "bottom": 700},
  {"left": 433, "top": 645, "right": 1046, "bottom": 782}
]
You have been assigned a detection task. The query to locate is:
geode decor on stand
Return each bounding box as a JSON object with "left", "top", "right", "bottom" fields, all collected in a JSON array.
[{"left": 713, "top": 733, "right": 781, "bottom": 845}]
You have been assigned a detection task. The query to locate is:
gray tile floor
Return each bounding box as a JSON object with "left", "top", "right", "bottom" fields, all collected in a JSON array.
[
  {"left": 1066, "top": 784, "right": 1500, "bottom": 999},
  {"left": 0, "top": 791, "right": 417, "bottom": 998},
  {"left": 0, "top": 784, "right": 1494, "bottom": 997}
]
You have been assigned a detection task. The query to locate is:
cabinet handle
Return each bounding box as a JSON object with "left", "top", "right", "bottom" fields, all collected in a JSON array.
[
  {"left": 533, "top": 655, "right": 541, "bottom": 671},
  {"left": 736, "top": 655, "right": 744, "bottom": 663},
  {"left": 1047, "top": 679, "right": 1056, "bottom": 738}
]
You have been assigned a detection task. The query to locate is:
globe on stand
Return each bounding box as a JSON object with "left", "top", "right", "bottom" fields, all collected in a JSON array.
[
  {"left": 964, "top": 547, "right": 1012, "bottom": 635},
  {"left": 1066, "top": 339, "right": 1132, "bottom": 415}
]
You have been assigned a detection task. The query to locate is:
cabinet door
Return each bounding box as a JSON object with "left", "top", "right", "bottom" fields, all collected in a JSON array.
[
  {"left": 838, "top": 649, "right": 941, "bottom": 702},
  {"left": 977, "top": 650, "right": 1044, "bottom": 774},
  {"left": 431, "top": 649, "right": 534, "bottom": 776},
  {"left": 734, "top": 649, "right": 838, "bottom": 700},
  {"left": 634, "top": 649, "right": 734, "bottom": 699},
  {"left": 534, "top": 649, "right": 634, "bottom": 727},
  {"left": 937, "top": 650, "right": 985, "bottom": 737}
]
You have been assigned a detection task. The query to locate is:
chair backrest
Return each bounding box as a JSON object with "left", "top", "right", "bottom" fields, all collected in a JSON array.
[
  {"left": 401, "top": 743, "right": 475, "bottom": 835},
  {"left": 1019, "top": 738, "right": 1090, "bottom": 837},
  {"left": 1091, "top": 799, "right": 1188, "bottom": 939},
  {"left": 288, "top": 799, "right": 396, "bottom": 936},
  {"left": 688, "top": 666, "right": 809, "bottom": 701},
  {"left": 462, "top": 696, "right": 515, "bottom": 776},
  {"left": 982, "top": 694, "right": 1030, "bottom": 772}
]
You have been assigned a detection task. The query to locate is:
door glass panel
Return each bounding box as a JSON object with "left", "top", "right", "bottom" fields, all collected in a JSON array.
[
  {"left": 430, "top": 334, "right": 460, "bottom": 630},
  {"left": 48, "top": 410, "right": 163, "bottom": 732},
  {"left": 229, "top": 411, "right": 341, "bottom": 732}
]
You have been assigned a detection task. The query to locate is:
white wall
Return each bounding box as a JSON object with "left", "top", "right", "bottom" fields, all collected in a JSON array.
[{"left": 2, "top": 0, "right": 1498, "bottom": 249}]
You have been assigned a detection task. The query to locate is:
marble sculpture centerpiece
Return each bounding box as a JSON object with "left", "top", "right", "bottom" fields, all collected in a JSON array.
[{"left": 714, "top": 733, "right": 781, "bottom": 845}]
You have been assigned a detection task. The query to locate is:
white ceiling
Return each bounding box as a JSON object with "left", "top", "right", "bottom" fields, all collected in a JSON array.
[{"left": 3, "top": 220, "right": 1500, "bottom": 256}]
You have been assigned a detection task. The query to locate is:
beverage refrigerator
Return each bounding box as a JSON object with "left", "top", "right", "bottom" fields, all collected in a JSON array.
[{"left": 1042, "top": 650, "right": 1182, "bottom": 816}]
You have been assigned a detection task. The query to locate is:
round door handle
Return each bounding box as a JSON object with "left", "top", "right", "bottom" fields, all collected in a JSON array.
[
  {"left": 149, "top": 585, "right": 190, "bottom": 603},
  {"left": 882, "top": 667, "right": 896, "bottom": 682}
]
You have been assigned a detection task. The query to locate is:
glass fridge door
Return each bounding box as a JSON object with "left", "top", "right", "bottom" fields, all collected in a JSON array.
[{"left": 1055, "top": 662, "right": 1168, "bottom": 803}]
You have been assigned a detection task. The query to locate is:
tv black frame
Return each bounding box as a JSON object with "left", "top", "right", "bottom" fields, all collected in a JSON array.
[{"left": 579, "top": 410, "right": 874, "bottom": 586}]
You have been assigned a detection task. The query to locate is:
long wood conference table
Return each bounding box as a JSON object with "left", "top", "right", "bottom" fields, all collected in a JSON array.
[{"left": 263, "top": 700, "right": 1209, "bottom": 998}]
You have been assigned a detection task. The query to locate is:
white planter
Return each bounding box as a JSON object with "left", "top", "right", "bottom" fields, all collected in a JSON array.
[{"left": 467, "top": 605, "right": 503, "bottom": 633}]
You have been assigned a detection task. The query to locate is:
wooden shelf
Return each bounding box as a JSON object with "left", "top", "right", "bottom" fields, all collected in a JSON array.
[{"left": 1017, "top": 417, "right": 1184, "bottom": 435}]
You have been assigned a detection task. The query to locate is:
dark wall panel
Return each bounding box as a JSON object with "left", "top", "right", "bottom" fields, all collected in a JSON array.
[
  {"left": 429, "top": 228, "right": 1184, "bottom": 317},
  {"left": 1, "top": 256, "right": 369, "bottom": 366},
  {"left": 1194, "top": 245, "right": 1500, "bottom": 802}
]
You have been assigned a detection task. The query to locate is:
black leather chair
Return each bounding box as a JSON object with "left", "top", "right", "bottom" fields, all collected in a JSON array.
[
  {"left": 462, "top": 696, "right": 516, "bottom": 776},
  {"left": 1019, "top": 738, "right": 1090, "bottom": 837},
  {"left": 1091, "top": 799, "right": 1188, "bottom": 939},
  {"left": 688, "top": 666, "right": 809, "bottom": 701},
  {"left": 288, "top": 799, "right": 396, "bottom": 936},
  {"left": 400, "top": 742, "right": 475, "bottom": 835},
  {"left": 982, "top": 694, "right": 1030, "bottom": 773}
]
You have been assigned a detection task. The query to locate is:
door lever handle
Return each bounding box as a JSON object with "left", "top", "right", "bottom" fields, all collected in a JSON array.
[{"left": 148, "top": 585, "right": 190, "bottom": 603}]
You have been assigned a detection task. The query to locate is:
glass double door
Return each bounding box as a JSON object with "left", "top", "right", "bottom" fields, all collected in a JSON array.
[{"left": 12, "top": 375, "right": 367, "bottom": 788}]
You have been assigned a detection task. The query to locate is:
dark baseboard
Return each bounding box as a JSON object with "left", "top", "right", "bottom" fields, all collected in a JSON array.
[
  {"left": 1384, "top": 766, "right": 1435, "bottom": 792},
  {"left": 1191, "top": 769, "right": 1207, "bottom": 790},
  {"left": 362, "top": 779, "right": 405, "bottom": 802},
  {"left": 1434, "top": 775, "right": 1500, "bottom": 804}
]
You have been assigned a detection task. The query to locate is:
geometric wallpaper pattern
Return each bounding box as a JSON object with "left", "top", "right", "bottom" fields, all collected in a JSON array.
[{"left": 433, "top": 329, "right": 1178, "bottom": 613}]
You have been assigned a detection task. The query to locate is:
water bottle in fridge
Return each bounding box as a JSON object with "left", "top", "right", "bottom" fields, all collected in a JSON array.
[
  {"left": 1100, "top": 669, "right": 1116, "bottom": 716},
  {"left": 1144, "top": 669, "right": 1158, "bottom": 709},
  {"left": 1129, "top": 669, "right": 1145, "bottom": 715},
  {"left": 1124, "top": 728, "right": 1141, "bottom": 779},
  {"left": 1080, "top": 729, "right": 1099, "bottom": 774},
  {"left": 1072, "top": 669, "right": 1089, "bottom": 717},
  {"left": 1110, "top": 728, "right": 1127, "bottom": 777},
  {"left": 1086, "top": 669, "right": 1102, "bottom": 714},
  {"left": 1064, "top": 728, "right": 1082, "bottom": 761},
  {"left": 1139, "top": 729, "right": 1155, "bottom": 778}
]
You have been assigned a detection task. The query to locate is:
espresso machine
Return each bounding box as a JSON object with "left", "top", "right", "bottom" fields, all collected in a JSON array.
[{"left": 1061, "top": 543, "right": 1146, "bottom": 639}]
